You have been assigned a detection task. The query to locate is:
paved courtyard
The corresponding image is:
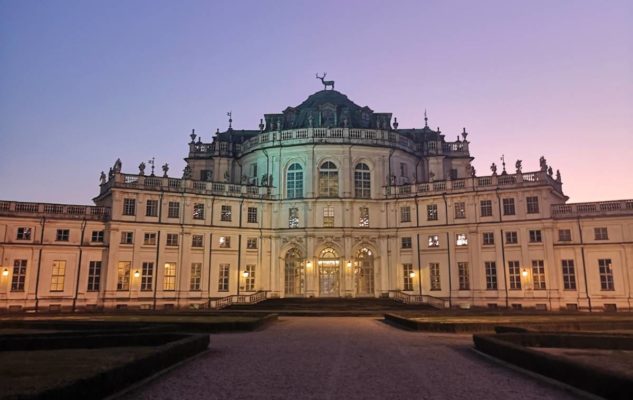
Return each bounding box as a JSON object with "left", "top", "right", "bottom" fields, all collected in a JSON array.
[{"left": 122, "top": 317, "right": 582, "bottom": 400}]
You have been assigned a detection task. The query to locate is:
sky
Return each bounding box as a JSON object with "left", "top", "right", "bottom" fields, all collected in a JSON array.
[{"left": 0, "top": 0, "right": 631, "bottom": 204}]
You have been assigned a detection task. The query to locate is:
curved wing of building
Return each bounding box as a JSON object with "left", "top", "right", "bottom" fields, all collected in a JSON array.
[{"left": 1, "top": 88, "right": 632, "bottom": 312}]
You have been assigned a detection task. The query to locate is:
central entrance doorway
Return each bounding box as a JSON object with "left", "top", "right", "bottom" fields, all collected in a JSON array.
[{"left": 318, "top": 248, "right": 340, "bottom": 296}]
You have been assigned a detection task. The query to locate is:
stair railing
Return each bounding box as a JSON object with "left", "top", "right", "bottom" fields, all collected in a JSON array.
[
  {"left": 209, "top": 291, "right": 268, "bottom": 310},
  {"left": 389, "top": 290, "right": 448, "bottom": 309}
]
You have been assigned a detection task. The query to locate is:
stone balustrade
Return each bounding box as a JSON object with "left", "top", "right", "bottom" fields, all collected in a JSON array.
[
  {"left": 552, "top": 199, "right": 633, "bottom": 218},
  {"left": 0, "top": 200, "right": 110, "bottom": 220},
  {"left": 189, "top": 127, "right": 469, "bottom": 158}
]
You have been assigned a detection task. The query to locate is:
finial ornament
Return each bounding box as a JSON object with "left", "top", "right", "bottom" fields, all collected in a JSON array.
[
  {"left": 227, "top": 112, "right": 233, "bottom": 130},
  {"left": 138, "top": 162, "right": 146, "bottom": 176},
  {"left": 424, "top": 109, "right": 428, "bottom": 127},
  {"left": 501, "top": 154, "right": 507, "bottom": 175},
  {"left": 148, "top": 157, "right": 155, "bottom": 176},
  {"left": 162, "top": 163, "right": 169, "bottom": 178},
  {"left": 462, "top": 127, "right": 468, "bottom": 141},
  {"left": 515, "top": 159, "right": 522, "bottom": 174},
  {"left": 259, "top": 118, "right": 264, "bottom": 132},
  {"left": 393, "top": 117, "right": 398, "bottom": 130},
  {"left": 190, "top": 129, "right": 196, "bottom": 143},
  {"left": 315, "top": 73, "right": 335, "bottom": 90}
]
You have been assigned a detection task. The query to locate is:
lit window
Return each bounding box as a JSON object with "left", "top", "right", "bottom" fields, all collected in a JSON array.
[
  {"left": 123, "top": 198, "right": 136, "bottom": 216},
  {"left": 143, "top": 232, "right": 157, "bottom": 245},
  {"left": 117, "top": 261, "right": 131, "bottom": 290},
  {"left": 145, "top": 199, "right": 158, "bottom": 217},
  {"left": 354, "top": 163, "right": 371, "bottom": 198},
  {"left": 482, "top": 232, "right": 495, "bottom": 246},
  {"left": 247, "top": 207, "right": 258, "bottom": 223},
  {"left": 529, "top": 230, "right": 542, "bottom": 243},
  {"left": 458, "top": 262, "right": 469, "bottom": 290},
  {"left": 480, "top": 200, "right": 493, "bottom": 217},
  {"left": 219, "top": 236, "right": 231, "bottom": 248},
  {"left": 323, "top": 206, "right": 334, "bottom": 227},
  {"left": 50, "top": 260, "right": 66, "bottom": 292},
  {"left": 359, "top": 207, "right": 369, "bottom": 227},
  {"left": 218, "top": 264, "right": 230, "bottom": 291},
  {"left": 401, "top": 237, "right": 412, "bottom": 249},
  {"left": 192, "top": 234, "right": 204, "bottom": 248},
  {"left": 508, "top": 261, "right": 521, "bottom": 290},
  {"left": 456, "top": 234, "right": 468, "bottom": 246},
  {"left": 559, "top": 229, "right": 572, "bottom": 242},
  {"left": 190, "top": 263, "right": 202, "bottom": 291},
  {"left": 427, "top": 204, "right": 438, "bottom": 221},
  {"left": 454, "top": 202, "right": 466, "bottom": 219},
  {"left": 193, "top": 203, "right": 205, "bottom": 220},
  {"left": 247, "top": 238, "right": 258, "bottom": 249},
  {"left": 526, "top": 196, "right": 539, "bottom": 214},
  {"left": 428, "top": 235, "right": 439, "bottom": 247},
  {"left": 403, "top": 263, "right": 413, "bottom": 291},
  {"left": 166, "top": 233, "right": 179, "bottom": 247},
  {"left": 16, "top": 227, "right": 32, "bottom": 240},
  {"left": 429, "top": 263, "right": 441, "bottom": 290},
  {"left": 56, "top": 229, "right": 70, "bottom": 242},
  {"left": 532, "top": 260, "right": 546, "bottom": 290},
  {"left": 164, "top": 262, "right": 176, "bottom": 291},
  {"left": 289, "top": 208, "right": 299, "bottom": 228},
  {"left": 244, "top": 264, "right": 256, "bottom": 291},
  {"left": 287, "top": 163, "right": 304, "bottom": 199},
  {"left": 319, "top": 161, "right": 339, "bottom": 197},
  {"left": 502, "top": 198, "right": 515, "bottom": 215},
  {"left": 400, "top": 206, "right": 411, "bottom": 223},
  {"left": 594, "top": 227, "right": 608, "bottom": 240},
  {"left": 221, "top": 205, "right": 232, "bottom": 222}
]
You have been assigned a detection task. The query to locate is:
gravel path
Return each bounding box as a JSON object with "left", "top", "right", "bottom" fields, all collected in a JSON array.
[{"left": 122, "top": 317, "right": 581, "bottom": 400}]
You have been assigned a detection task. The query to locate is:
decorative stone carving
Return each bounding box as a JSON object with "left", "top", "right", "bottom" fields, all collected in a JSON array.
[
  {"left": 138, "top": 162, "right": 146, "bottom": 176},
  {"left": 99, "top": 171, "right": 106, "bottom": 185},
  {"left": 548, "top": 166, "right": 553, "bottom": 176},
  {"left": 182, "top": 165, "right": 192, "bottom": 180},
  {"left": 490, "top": 162, "right": 497, "bottom": 176},
  {"left": 224, "top": 170, "right": 230, "bottom": 182},
  {"left": 539, "top": 156, "right": 547, "bottom": 172},
  {"left": 556, "top": 169, "right": 561, "bottom": 182},
  {"left": 113, "top": 158, "right": 122, "bottom": 173},
  {"left": 515, "top": 160, "right": 522, "bottom": 174},
  {"left": 162, "top": 163, "right": 169, "bottom": 178}
]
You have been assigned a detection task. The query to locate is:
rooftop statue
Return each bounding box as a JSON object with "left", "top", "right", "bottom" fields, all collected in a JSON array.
[{"left": 316, "top": 73, "right": 335, "bottom": 90}]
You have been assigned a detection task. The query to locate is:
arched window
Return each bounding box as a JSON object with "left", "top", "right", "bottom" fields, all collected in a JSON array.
[
  {"left": 287, "top": 163, "right": 303, "bottom": 199},
  {"left": 319, "top": 161, "right": 338, "bottom": 197},
  {"left": 354, "top": 163, "right": 371, "bottom": 198}
]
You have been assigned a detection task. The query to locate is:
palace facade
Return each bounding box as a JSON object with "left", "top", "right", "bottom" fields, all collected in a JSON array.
[{"left": 1, "top": 88, "right": 632, "bottom": 312}]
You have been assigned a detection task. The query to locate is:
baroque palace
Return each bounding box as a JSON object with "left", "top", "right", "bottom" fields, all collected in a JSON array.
[{"left": 1, "top": 84, "right": 632, "bottom": 312}]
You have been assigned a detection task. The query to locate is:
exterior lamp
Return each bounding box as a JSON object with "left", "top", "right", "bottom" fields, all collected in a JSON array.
[
  {"left": 409, "top": 272, "right": 416, "bottom": 278},
  {"left": 2, "top": 268, "right": 8, "bottom": 277},
  {"left": 133, "top": 270, "right": 140, "bottom": 278},
  {"left": 521, "top": 269, "right": 528, "bottom": 278},
  {"left": 346, "top": 261, "right": 352, "bottom": 268},
  {"left": 242, "top": 271, "right": 249, "bottom": 278},
  {"left": 306, "top": 260, "right": 313, "bottom": 269}
]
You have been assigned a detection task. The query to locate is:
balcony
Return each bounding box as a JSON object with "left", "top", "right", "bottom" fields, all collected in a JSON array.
[
  {"left": 552, "top": 200, "right": 633, "bottom": 218},
  {"left": 0, "top": 200, "right": 110, "bottom": 221}
]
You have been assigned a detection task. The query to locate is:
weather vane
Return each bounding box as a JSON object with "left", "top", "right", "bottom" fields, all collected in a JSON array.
[
  {"left": 315, "top": 73, "right": 335, "bottom": 90},
  {"left": 227, "top": 111, "right": 232, "bottom": 130},
  {"left": 148, "top": 157, "right": 155, "bottom": 176}
]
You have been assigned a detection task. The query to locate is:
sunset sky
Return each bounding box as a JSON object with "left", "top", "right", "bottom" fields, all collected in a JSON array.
[{"left": 1, "top": 0, "right": 631, "bottom": 204}]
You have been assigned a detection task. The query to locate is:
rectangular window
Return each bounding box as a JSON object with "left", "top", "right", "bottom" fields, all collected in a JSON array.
[
  {"left": 526, "top": 196, "right": 539, "bottom": 214},
  {"left": 121, "top": 231, "right": 134, "bottom": 245},
  {"left": 244, "top": 264, "right": 256, "bottom": 291},
  {"left": 502, "top": 198, "right": 515, "bottom": 215},
  {"left": 247, "top": 207, "right": 258, "bottom": 223},
  {"left": 246, "top": 238, "right": 258, "bottom": 249},
  {"left": 168, "top": 201, "right": 180, "bottom": 219},
  {"left": 323, "top": 206, "right": 334, "bottom": 227},
  {"left": 403, "top": 263, "right": 413, "bottom": 291},
  {"left": 50, "top": 260, "right": 66, "bottom": 292},
  {"left": 141, "top": 262, "right": 153, "bottom": 291},
  {"left": 401, "top": 237, "right": 412, "bottom": 249},
  {"left": 456, "top": 233, "right": 468, "bottom": 246},
  {"left": 11, "top": 260, "right": 27, "bottom": 292},
  {"left": 250, "top": 163, "right": 258, "bottom": 178},
  {"left": 508, "top": 261, "right": 521, "bottom": 290},
  {"left": 56, "top": 229, "right": 70, "bottom": 242},
  {"left": 532, "top": 260, "right": 546, "bottom": 290},
  {"left": 218, "top": 264, "right": 230, "bottom": 291},
  {"left": 166, "top": 233, "right": 179, "bottom": 247},
  {"left": 598, "top": 259, "right": 614, "bottom": 291},
  {"left": 529, "top": 230, "right": 542, "bottom": 243},
  {"left": 143, "top": 232, "right": 157, "bottom": 246},
  {"left": 428, "top": 235, "right": 439, "bottom": 247},
  {"left": 359, "top": 207, "right": 369, "bottom": 227},
  {"left": 91, "top": 230, "right": 104, "bottom": 243},
  {"left": 485, "top": 261, "right": 497, "bottom": 290},
  {"left": 87, "top": 261, "right": 101, "bottom": 291},
  {"left": 558, "top": 229, "right": 572, "bottom": 242},
  {"left": 400, "top": 206, "right": 411, "bottom": 223},
  {"left": 505, "top": 231, "right": 518, "bottom": 244},
  {"left": 117, "top": 261, "right": 131, "bottom": 290},
  {"left": 146, "top": 199, "right": 158, "bottom": 217},
  {"left": 193, "top": 203, "right": 205, "bottom": 220},
  {"left": 221, "top": 205, "right": 232, "bottom": 222},
  {"left": 480, "top": 200, "right": 493, "bottom": 217},
  {"left": 219, "top": 236, "right": 231, "bottom": 248},
  {"left": 427, "top": 204, "right": 438, "bottom": 221},
  {"left": 123, "top": 198, "right": 136, "bottom": 216},
  {"left": 164, "top": 263, "right": 176, "bottom": 291},
  {"left": 289, "top": 208, "right": 299, "bottom": 228},
  {"left": 454, "top": 202, "right": 466, "bottom": 219},
  {"left": 16, "top": 227, "right": 32, "bottom": 240},
  {"left": 429, "top": 263, "right": 441, "bottom": 291},
  {"left": 482, "top": 232, "right": 495, "bottom": 246},
  {"left": 190, "top": 263, "right": 202, "bottom": 291},
  {"left": 594, "top": 227, "right": 608, "bottom": 240},
  {"left": 201, "top": 169, "right": 213, "bottom": 181},
  {"left": 400, "top": 162, "right": 408, "bottom": 177},
  {"left": 458, "top": 262, "right": 470, "bottom": 290},
  {"left": 450, "top": 168, "right": 458, "bottom": 180},
  {"left": 192, "top": 234, "right": 204, "bottom": 248},
  {"left": 561, "top": 259, "right": 576, "bottom": 290}
]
